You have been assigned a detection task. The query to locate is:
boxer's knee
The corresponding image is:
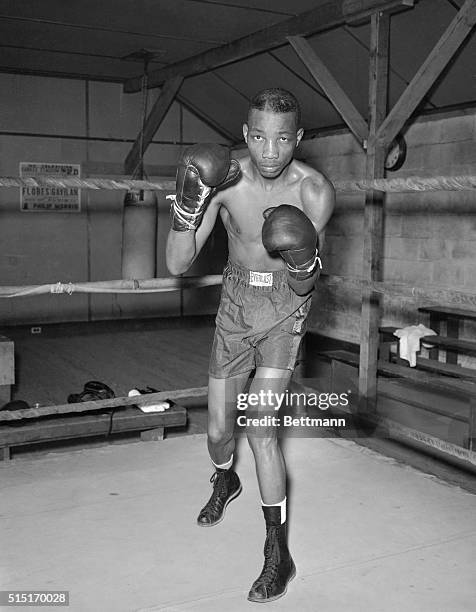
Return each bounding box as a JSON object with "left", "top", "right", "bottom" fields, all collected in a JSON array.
[
  {"left": 247, "top": 433, "right": 278, "bottom": 457},
  {"left": 207, "top": 424, "right": 233, "bottom": 447}
]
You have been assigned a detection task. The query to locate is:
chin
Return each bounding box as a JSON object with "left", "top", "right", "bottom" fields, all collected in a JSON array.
[{"left": 259, "top": 166, "right": 283, "bottom": 178}]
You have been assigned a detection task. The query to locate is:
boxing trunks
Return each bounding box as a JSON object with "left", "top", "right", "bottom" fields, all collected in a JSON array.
[{"left": 209, "top": 260, "right": 312, "bottom": 379}]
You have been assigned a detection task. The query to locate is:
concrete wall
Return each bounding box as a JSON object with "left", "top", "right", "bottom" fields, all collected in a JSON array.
[
  {"left": 298, "top": 109, "right": 476, "bottom": 360},
  {"left": 0, "top": 74, "right": 229, "bottom": 325}
]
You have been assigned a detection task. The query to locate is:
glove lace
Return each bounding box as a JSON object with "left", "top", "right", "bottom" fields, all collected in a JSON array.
[
  {"left": 167, "top": 194, "right": 203, "bottom": 231},
  {"left": 286, "top": 249, "right": 322, "bottom": 274}
]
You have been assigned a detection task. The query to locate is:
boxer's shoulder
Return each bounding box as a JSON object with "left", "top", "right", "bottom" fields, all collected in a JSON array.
[
  {"left": 235, "top": 155, "right": 254, "bottom": 181},
  {"left": 293, "top": 160, "right": 329, "bottom": 187}
]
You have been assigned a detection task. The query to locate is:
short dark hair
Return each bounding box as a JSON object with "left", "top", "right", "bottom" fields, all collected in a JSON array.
[{"left": 248, "top": 88, "right": 301, "bottom": 128}]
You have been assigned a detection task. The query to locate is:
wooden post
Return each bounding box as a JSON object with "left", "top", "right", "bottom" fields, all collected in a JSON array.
[
  {"left": 469, "top": 399, "right": 476, "bottom": 451},
  {"left": 141, "top": 427, "right": 165, "bottom": 441},
  {"left": 0, "top": 335, "right": 14, "bottom": 406},
  {"left": 358, "top": 11, "right": 390, "bottom": 415}
]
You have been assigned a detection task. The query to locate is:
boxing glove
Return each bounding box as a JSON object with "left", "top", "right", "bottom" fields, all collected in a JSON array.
[
  {"left": 172, "top": 144, "right": 241, "bottom": 231},
  {"left": 262, "top": 205, "right": 321, "bottom": 280}
]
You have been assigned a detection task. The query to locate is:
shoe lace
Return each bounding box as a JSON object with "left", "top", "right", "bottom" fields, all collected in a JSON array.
[
  {"left": 257, "top": 527, "right": 280, "bottom": 585},
  {"left": 205, "top": 471, "right": 228, "bottom": 513}
]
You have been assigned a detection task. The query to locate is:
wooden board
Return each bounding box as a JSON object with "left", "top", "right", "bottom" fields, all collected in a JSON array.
[
  {"left": 418, "top": 306, "right": 476, "bottom": 321},
  {"left": 0, "top": 405, "right": 186, "bottom": 447}
]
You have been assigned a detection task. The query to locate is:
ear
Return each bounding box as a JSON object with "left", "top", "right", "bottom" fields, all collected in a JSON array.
[
  {"left": 242, "top": 123, "right": 249, "bottom": 143},
  {"left": 296, "top": 127, "right": 304, "bottom": 147}
]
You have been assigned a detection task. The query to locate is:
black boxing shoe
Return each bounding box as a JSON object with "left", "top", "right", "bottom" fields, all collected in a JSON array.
[
  {"left": 197, "top": 468, "right": 242, "bottom": 527},
  {"left": 247, "top": 506, "right": 296, "bottom": 603}
]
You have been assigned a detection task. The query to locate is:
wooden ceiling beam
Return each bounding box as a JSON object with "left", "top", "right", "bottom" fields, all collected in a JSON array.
[
  {"left": 124, "top": 75, "right": 184, "bottom": 176},
  {"left": 176, "top": 94, "right": 239, "bottom": 143},
  {"left": 123, "top": 0, "right": 416, "bottom": 93},
  {"left": 288, "top": 36, "right": 368, "bottom": 146},
  {"left": 376, "top": 0, "right": 476, "bottom": 146}
]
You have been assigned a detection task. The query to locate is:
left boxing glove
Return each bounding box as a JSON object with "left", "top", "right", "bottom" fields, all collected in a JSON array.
[
  {"left": 262, "top": 205, "right": 321, "bottom": 280},
  {"left": 172, "top": 144, "right": 240, "bottom": 231}
]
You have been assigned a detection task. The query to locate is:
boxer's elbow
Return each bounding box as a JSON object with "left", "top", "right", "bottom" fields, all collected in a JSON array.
[
  {"left": 166, "top": 251, "right": 193, "bottom": 276},
  {"left": 167, "top": 259, "right": 188, "bottom": 276}
]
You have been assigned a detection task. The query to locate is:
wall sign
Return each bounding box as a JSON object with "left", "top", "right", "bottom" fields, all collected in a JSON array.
[{"left": 20, "top": 162, "right": 81, "bottom": 212}]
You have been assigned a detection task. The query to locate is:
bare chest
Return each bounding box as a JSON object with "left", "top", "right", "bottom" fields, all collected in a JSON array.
[{"left": 221, "top": 186, "right": 303, "bottom": 239}]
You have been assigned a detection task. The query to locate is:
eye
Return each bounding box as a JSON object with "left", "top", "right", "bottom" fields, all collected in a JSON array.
[
  {"left": 253, "top": 135, "right": 262, "bottom": 141},
  {"left": 280, "top": 136, "right": 289, "bottom": 142}
]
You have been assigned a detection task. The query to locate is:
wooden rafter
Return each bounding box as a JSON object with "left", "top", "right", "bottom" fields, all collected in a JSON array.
[
  {"left": 287, "top": 36, "right": 368, "bottom": 146},
  {"left": 377, "top": 0, "right": 476, "bottom": 146},
  {"left": 124, "top": 76, "right": 184, "bottom": 176},
  {"left": 123, "top": 0, "right": 415, "bottom": 93},
  {"left": 177, "top": 94, "right": 239, "bottom": 143}
]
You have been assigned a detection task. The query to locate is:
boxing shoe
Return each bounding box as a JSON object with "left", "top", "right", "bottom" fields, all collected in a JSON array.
[
  {"left": 248, "top": 505, "right": 296, "bottom": 603},
  {"left": 197, "top": 468, "right": 242, "bottom": 527},
  {"left": 67, "top": 380, "right": 115, "bottom": 404}
]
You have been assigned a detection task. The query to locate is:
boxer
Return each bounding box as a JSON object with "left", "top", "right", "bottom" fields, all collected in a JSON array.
[{"left": 166, "top": 88, "right": 335, "bottom": 603}]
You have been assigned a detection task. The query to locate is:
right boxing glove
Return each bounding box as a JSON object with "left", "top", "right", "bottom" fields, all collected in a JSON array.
[
  {"left": 171, "top": 144, "right": 241, "bottom": 231},
  {"left": 262, "top": 205, "right": 321, "bottom": 281}
]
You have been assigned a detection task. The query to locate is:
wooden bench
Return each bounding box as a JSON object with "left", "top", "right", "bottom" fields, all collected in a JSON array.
[
  {"left": 379, "top": 326, "right": 476, "bottom": 367},
  {"left": 419, "top": 306, "right": 476, "bottom": 363},
  {"left": 0, "top": 403, "right": 187, "bottom": 461},
  {"left": 321, "top": 349, "right": 476, "bottom": 391},
  {"left": 319, "top": 349, "right": 476, "bottom": 453}
]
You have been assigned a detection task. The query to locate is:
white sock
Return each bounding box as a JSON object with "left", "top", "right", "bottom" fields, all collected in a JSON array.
[
  {"left": 212, "top": 455, "right": 233, "bottom": 471},
  {"left": 262, "top": 497, "right": 286, "bottom": 524}
]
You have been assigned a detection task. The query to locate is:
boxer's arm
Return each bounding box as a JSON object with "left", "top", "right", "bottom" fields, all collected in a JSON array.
[
  {"left": 300, "top": 174, "right": 335, "bottom": 242},
  {"left": 287, "top": 174, "right": 335, "bottom": 295},
  {"left": 166, "top": 196, "right": 221, "bottom": 275},
  {"left": 286, "top": 261, "right": 320, "bottom": 296}
]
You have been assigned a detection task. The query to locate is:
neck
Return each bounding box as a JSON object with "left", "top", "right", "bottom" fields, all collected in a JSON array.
[{"left": 251, "top": 163, "right": 291, "bottom": 191}]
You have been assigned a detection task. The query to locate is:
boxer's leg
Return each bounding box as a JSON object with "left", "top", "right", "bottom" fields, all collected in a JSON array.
[
  {"left": 247, "top": 366, "right": 296, "bottom": 603},
  {"left": 207, "top": 372, "right": 250, "bottom": 465},
  {"left": 246, "top": 366, "right": 291, "bottom": 504},
  {"left": 197, "top": 371, "right": 250, "bottom": 527}
]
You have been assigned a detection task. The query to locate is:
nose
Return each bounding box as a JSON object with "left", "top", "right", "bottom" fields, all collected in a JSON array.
[{"left": 262, "top": 140, "right": 279, "bottom": 159}]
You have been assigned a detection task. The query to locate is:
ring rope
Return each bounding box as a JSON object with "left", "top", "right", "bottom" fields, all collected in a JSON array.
[
  {"left": 0, "top": 275, "right": 223, "bottom": 298},
  {"left": 1, "top": 174, "right": 476, "bottom": 193},
  {"left": 1, "top": 274, "right": 476, "bottom": 309}
]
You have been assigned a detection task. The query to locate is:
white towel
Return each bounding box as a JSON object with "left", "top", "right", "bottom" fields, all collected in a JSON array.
[
  {"left": 393, "top": 324, "right": 437, "bottom": 367},
  {"left": 128, "top": 389, "right": 170, "bottom": 412}
]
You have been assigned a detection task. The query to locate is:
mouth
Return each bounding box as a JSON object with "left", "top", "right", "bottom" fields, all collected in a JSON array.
[{"left": 260, "top": 164, "right": 280, "bottom": 171}]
